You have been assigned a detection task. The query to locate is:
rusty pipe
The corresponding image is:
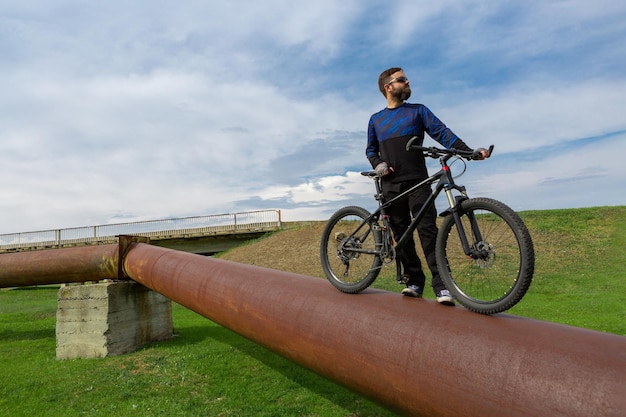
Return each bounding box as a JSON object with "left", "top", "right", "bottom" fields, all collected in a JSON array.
[
  {"left": 0, "top": 244, "right": 119, "bottom": 288},
  {"left": 123, "top": 243, "right": 626, "bottom": 417}
]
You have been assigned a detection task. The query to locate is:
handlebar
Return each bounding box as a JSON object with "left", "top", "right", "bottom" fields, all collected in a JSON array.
[{"left": 405, "top": 136, "right": 494, "bottom": 160}]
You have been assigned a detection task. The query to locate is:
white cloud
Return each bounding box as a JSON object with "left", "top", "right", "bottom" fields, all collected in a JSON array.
[
  {"left": 441, "top": 80, "right": 626, "bottom": 153},
  {"left": 459, "top": 131, "right": 626, "bottom": 210}
]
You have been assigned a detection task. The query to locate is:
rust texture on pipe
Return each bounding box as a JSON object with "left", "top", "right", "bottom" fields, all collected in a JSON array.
[
  {"left": 123, "top": 243, "right": 626, "bottom": 417},
  {"left": 0, "top": 244, "right": 119, "bottom": 288}
]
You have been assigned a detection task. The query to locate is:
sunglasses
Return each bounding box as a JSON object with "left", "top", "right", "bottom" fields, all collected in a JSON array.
[{"left": 386, "top": 76, "right": 409, "bottom": 85}]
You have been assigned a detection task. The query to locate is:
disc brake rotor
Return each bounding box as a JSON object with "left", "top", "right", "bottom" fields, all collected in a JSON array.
[{"left": 473, "top": 241, "right": 496, "bottom": 268}]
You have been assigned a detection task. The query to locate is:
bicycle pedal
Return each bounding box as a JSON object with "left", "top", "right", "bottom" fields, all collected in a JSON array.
[{"left": 397, "top": 275, "right": 410, "bottom": 284}]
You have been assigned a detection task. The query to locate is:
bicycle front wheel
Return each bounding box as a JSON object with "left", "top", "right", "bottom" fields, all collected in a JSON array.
[
  {"left": 436, "top": 197, "right": 534, "bottom": 314},
  {"left": 320, "top": 206, "right": 383, "bottom": 293}
]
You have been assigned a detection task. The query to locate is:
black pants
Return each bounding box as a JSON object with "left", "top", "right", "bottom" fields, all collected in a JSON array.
[{"left": 382, "top": 180, "right": 446, "bottom": 293}]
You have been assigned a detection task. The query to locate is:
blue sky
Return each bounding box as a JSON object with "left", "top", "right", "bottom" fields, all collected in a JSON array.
[{"left": 1, "top": 0, "right": 625, "bottom": 233}]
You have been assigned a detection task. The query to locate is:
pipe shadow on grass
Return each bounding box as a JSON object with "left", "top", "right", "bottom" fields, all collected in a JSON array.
[{"left": 166, "top": 323, "right": 395, "bottom": 416}]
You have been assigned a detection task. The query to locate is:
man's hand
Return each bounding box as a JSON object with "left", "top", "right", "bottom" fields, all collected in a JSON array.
[
  {"left": 375, "top": 162, "right": 390, "bottom": 177},
  {"left": 473, "top": 147, "right": 491, "bottom": 160}
]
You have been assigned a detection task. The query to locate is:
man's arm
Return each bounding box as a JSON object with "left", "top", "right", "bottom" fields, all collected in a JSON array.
[
  {"left": 420, "top": 105, "right": 473, "bottom": 152},
  {"left": 366, "top": 119, "right": 385, "bottom": 168}
]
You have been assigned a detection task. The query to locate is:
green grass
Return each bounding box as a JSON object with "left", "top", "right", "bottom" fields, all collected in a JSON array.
[
  {"left": 0, "top": 206, "right": 624, "bottom": 416},
  {"left": 507, "top": 206, "right": 626, "bottom": 333},
  {"left": 0, "top": 290, "right": 393, "bottom": 416}
]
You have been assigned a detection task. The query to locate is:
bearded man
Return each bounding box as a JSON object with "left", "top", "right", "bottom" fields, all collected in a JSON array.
[{"left": 366, "top": 67, "right": 488, "bottom": 304}]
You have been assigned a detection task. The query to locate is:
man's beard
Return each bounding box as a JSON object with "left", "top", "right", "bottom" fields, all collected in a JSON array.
[{"left": 392, "top": 86, "right": 411, "bottom": 102}]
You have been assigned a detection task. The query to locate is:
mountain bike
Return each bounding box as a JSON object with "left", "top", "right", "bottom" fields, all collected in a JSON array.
[{"left": 319, "top": 137, "right": 535, "bottom": 314}]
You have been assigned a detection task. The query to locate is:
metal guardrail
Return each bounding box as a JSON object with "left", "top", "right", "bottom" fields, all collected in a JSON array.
[{"left": 0, "top": 210, "right": 282, "bottom": 252}]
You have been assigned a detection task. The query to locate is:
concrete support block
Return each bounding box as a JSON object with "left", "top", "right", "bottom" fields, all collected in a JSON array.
[{"left": 56, "top": 281, "right": 173, "bottom": 359}]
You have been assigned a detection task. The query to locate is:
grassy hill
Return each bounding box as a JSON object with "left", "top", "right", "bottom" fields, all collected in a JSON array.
[{"left": 219, "top": 206, "right": 626, "bottom": 335}]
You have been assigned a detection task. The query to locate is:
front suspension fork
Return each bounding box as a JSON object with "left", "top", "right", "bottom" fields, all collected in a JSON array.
[{"left": 444, "top": 190, "right": 484, "bottom": 258}]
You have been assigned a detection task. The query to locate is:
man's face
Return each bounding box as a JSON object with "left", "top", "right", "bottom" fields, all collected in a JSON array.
[{"left": 387, "top": 71, "right": 411, "bottom": 101}]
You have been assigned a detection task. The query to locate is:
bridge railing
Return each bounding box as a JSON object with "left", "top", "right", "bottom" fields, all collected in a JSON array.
[{"left": 0, "top": 209, "right": 281, "bottom": 252}]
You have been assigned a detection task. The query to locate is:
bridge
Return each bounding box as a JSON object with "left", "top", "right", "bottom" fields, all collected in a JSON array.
[{"left": 0, "top": 209, "right": 282, "bottom": 255}]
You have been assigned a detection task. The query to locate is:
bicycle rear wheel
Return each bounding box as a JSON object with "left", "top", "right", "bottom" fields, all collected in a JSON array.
[
  {"left": 320, "top": 206, "right": 383, "bottom": 293},
  {"left": 436, "top": 197, "right": 534, "bottom": 314}
]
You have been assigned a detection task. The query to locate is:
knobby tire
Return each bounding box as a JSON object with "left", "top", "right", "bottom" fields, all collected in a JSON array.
[
  {"left": 320, "top": 206, "right": 382, "bottom": 293},
  {"left": 436, "top": 197, "right": 535, "bottom": 314}
]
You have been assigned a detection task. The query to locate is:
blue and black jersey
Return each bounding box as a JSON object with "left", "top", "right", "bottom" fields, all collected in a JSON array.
[{"left": 366, "top": 103, "right": 472, "bottom": 183}]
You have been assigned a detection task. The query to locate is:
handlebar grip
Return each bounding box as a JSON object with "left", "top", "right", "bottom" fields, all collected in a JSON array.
[
  {"left": 470, "top": 145, "right": 495, "bottom": 160},
  {"left": 479, "top": 144, "right": 495, "bottom": 158}
]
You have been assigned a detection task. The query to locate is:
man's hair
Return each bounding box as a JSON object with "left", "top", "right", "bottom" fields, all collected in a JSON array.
[{"left": 378, "top": 67, "right": 403, "bottom": 97}]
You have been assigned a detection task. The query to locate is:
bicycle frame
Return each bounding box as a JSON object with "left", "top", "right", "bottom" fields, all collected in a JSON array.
[{"left": 362, "top": 153, "right": 484, "bottom": 264}]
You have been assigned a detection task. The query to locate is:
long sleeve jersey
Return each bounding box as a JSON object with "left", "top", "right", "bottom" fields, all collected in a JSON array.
[{"left": 366, "top": 103, "right": 472, "bottom": 183}]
